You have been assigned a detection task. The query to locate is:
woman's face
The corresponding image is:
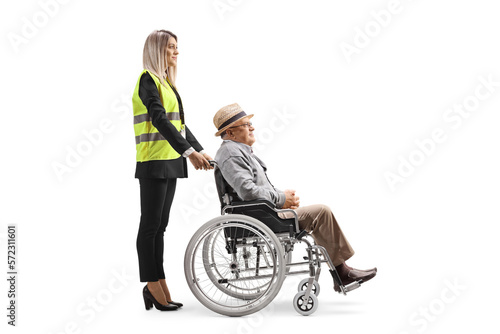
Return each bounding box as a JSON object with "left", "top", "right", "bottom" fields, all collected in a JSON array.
[{"left": 165, "top": 37, "right": 178, "bottom": 67}]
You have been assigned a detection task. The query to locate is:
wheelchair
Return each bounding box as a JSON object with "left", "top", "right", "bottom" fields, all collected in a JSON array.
[{"left": 184, "top": 162, "right": 363, "bottom": 316}]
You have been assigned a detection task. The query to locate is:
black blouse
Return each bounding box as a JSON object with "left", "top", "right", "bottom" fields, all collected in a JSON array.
[{"left": 135, "top": 72, "right": 204, "bottom": 179}]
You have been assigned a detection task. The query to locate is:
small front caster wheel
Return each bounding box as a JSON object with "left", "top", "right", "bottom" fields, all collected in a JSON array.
[
  {"left": 297, "top": 278, "right": 320, "bottom": 296},
  {"left": 293, "top": 291, "right": 319, "bottom": 316}
]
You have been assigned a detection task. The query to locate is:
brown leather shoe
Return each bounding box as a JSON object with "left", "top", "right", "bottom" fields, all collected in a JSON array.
[
  {"left": 334, "top": 268, "right": 376, "bottom": 293},
  {"left": 345, "top": 264, "right": 377, "bottom": 273}
]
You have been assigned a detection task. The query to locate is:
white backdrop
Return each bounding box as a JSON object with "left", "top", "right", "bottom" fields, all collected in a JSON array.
[{"left": 1, "top": 0, "right": 499, "bottom": 333}]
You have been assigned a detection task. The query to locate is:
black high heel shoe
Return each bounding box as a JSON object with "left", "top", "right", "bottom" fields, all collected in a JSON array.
[
  {"left": 143, "top": 286, "right": 178, "bottom": 311},
  {"left": 167, "top": 301, "right": 183, "bottom": 308}
]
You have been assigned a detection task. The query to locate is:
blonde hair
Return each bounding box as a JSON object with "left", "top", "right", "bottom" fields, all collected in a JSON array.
[{"left": 142, "top": 29, "right": 177, "bottom": 88}]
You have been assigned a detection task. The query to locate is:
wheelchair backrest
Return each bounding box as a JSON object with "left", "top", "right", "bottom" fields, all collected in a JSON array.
[
  {"left": 214, "top": 165, "right": 297, "bottom": 236},
  {"left": 214, "top": 166, "right": 242, "bottom": 208}
]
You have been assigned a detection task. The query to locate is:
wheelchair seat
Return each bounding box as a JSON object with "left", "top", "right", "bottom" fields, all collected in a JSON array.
[{"left": 214, "top": 166, "right": 299, "bottom": 236}]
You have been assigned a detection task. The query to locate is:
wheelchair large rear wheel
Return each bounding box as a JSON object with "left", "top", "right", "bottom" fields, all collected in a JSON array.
[
  {"left": 201, "top": 228, "right": 277, "bottom": 300},
  {"left": 184, "top": 214, "right": 286, "bottom": 317}
]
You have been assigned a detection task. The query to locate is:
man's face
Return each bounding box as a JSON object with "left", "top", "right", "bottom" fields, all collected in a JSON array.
[{"left": 227, "top": 117, "right": 255, "bottom": 146}]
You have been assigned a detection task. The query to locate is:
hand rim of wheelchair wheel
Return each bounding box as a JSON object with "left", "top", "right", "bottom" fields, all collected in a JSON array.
[
  {"left": 198, "top": 222, "right": 278, "bottom": 301},
  {"left": 184, "top": 215, "right": 286, "bottom": 317},
  {"left": 293, "top": 291, "right": 319, "bottom": 316},
  {"left": 201, "top": 228, "right": 272, "bottom": 300}
]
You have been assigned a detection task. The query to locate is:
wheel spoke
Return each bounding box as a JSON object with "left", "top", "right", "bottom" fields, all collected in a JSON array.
[{"left": 185, "top": 217, "right": 286, "bottom": 316}]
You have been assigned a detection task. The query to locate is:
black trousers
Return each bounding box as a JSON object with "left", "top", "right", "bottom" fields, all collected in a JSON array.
[{"left": 136, "top": 178, "right": 177, "bottom": 282}]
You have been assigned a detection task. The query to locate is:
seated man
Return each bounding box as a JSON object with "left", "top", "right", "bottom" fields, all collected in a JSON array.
[{"left": 213, "top": 103, "right": 377, "bottom": 292}]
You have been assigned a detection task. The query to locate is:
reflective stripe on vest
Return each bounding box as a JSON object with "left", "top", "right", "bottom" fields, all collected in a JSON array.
[
  {"left": 132, "top": 70, "right": 184, "bottom": 162},
  {"left": 133, "top": 112, "right": 181, "bottom": 124}
]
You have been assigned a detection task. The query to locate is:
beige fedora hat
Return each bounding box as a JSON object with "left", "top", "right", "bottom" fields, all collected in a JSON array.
[{"left": 213, "top": 103, "right": 254, "bottom": 136}]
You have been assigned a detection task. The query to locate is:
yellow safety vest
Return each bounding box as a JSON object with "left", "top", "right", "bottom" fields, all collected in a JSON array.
[{"left": 132, "top": 70, "right": 184, "bottom": 162}]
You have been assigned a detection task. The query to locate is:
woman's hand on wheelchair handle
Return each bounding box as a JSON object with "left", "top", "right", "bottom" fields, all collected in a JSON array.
[
  {"left": 202, "top": 153, "right": 215, "bottom": 169},
  {"left": 188, "top": 151, "right": 211, "bottom": 170}
]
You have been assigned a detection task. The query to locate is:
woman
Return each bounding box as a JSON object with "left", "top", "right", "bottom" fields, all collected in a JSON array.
[{"left": 132, "top": 29, "right": 213, "bottom": 311}]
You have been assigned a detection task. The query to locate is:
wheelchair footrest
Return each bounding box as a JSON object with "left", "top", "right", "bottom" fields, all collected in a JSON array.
[{"left": 344, "top": 281, "right": 362, "bottom": 293}]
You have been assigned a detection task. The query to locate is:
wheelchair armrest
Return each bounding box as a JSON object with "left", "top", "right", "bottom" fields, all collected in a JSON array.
[
  {"left": 274, "top": 208, "right": 299, "bottom": 221},
  {"left": 229, "top": 199, "right": 276, "bottom": 209},
  {"left": 224, "top": 200, "right": 299, "bottom": 224},
  {"left": 222, "top": 199, "right": 300, "bottom": 236}
]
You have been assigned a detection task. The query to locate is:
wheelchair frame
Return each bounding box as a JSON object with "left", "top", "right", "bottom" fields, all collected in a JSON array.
[
  {"left": 184, "top": 163, "right": 362, "bottom": 316},
  {"left": 223, "top": 202, "right": 362, "bottom": 303}
]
